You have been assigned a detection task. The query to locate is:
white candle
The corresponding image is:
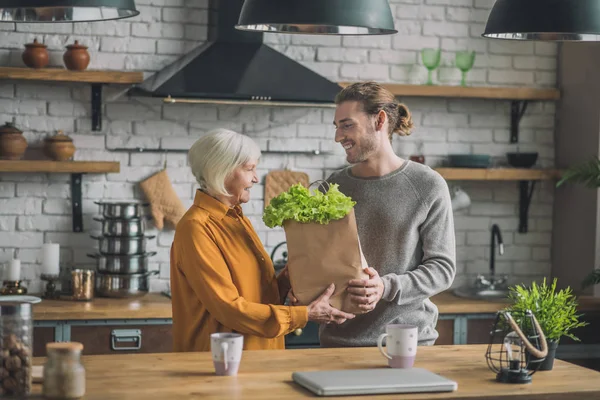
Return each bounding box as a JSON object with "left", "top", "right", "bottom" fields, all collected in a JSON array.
[
  {"left": 42, "top": 243, "right": 60, "bottom": 276},
  {"left": 6, "top": 259, "right": 20, "bottom": 281}
]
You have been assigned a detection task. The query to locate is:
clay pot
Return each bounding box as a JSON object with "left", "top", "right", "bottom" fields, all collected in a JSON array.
[
  {"left": 44, "top": 131, "right": 76, "bottom": 161},
  {"left": 22, "top": 38, "right": 49, "bottom": 69},
  {"left": 63, "top": 40, "right": 90, "bottom": 71},
  {"left": 0, "top": 122, "right": 28, "bottom": 160}
]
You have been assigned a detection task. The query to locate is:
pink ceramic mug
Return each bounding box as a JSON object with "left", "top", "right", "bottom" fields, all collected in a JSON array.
[
  {"left": 210, "top": 333, "right": 244, "bottom": 376},
  {"left": 377, "top": 324, "right": 418, "bottom": 368}
]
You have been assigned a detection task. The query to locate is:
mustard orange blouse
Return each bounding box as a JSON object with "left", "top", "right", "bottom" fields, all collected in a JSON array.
[{"left": 170, "top": 190, "right": 308, "bottom": 352}]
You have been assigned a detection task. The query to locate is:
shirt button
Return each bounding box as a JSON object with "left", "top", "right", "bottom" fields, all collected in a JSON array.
[{"left": 260, "top": 257, "right": 265, "bottom": 261}]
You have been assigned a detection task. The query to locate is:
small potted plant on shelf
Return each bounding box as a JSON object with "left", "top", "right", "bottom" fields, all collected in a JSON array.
[
  {"left": 504, "top": 278, "right": 588, "bottom": 371},
  {"left": 557, "top": 158, "right": 600, "bottom": 288}
]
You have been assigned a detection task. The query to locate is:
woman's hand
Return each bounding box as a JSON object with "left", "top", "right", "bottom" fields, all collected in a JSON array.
[
  {"left": 307, "top": 284, "right": 355, "bottom": 325},
  {"left": 276, "top": 264, "right": 292, "bottom": 304}
]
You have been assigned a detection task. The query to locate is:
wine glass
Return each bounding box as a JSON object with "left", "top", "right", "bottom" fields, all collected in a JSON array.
[
  {"left": 420, "top": 48, "right": 441, "bottom": 85},
  {"left": 455, "top": 50, "right": 476, "bottom": 87}
]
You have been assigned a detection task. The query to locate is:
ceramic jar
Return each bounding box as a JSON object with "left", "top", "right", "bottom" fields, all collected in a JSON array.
[
  {"left": 44, "top": 131, "right": 76, "bottom": 161},
  {"left": 0, "top": 122, "right": 28, "bottom": 160},
  {"left": 22, "top": 38, "right": 49, "bottom": 69},
  {"left": 43, "top": 342, "right": 86, "bottom": 399},
  {"left": 63, "top": 40, "right": 90, "bottom": 71}
]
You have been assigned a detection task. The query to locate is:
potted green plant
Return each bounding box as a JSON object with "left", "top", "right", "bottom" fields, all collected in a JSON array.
[
  {"left": 504, "top": 278, "right": 588, "bottom": 370},
  {"left": 557, "top": 158, "right": 600, "bottom": 288}
]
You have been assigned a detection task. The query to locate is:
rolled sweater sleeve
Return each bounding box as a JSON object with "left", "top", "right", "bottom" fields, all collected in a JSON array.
[
  {"left": 380, "top": 174, "right": 456, "bottom": 304},
  {"left": 177, "top": 220, "right": 308, "bottom": 338}
]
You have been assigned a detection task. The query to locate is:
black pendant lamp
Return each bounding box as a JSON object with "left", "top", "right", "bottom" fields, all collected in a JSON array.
[
  {"left": 483, "top": 0, "right": 600, "bottom": 41},
  {"left": 0, "top": 0, "right": 139, "bottom": 23},
  {"left": 236, "top": 0, "right": 397, "bottom": 35}
]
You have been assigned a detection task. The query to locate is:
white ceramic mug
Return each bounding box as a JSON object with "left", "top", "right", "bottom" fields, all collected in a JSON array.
[
  {"left": 377, "top": 324, "right": 418, "bottom": 368},
  {"left": 451, "top": 186, "right": 471, "bottom": 211},
  {"left": 210, "top": 333, "right": 244, "bottom": 376}
]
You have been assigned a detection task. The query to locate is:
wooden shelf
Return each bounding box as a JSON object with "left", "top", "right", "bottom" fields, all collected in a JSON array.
[
  {"left": 338, "top": 82, "right": 560, "bottom": 101},
  {"left": 435, "top": 168, "right": 560, "bottom": 181},
  {"left": 0, "top": 67, "right": 143, "bottom": 131},
  {"left": 0, "top": 67, "right": 143, "bottom": 84},
  {"left": 0, "top": 160, "right": 120, "bottom": 173},
  {"left": 0, "top": 160, "right": 120, "bottom": 233}
]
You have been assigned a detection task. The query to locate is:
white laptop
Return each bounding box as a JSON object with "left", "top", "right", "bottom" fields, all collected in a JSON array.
[{"left": 292, "top": 368, "right": 458, "bottom": 397}]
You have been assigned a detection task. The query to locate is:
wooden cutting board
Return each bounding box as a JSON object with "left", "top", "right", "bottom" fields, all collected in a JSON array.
[{"left": 264, "top": 170, "right": 309, "bottom": 208}]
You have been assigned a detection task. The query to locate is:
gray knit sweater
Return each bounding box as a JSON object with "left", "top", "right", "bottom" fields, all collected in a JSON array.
[{"left": 320, "top": 161, "right": 456, "bottom": 347}]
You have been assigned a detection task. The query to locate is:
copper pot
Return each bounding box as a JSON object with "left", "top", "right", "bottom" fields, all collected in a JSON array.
[
  {"left": 0, "top": 122, "right": 27, "bottom": 160},
  {"left": 63, "top": 40, "right": 90, "bottom": 71},
  {"left": 43, "top": 131, "right": 75, "bottom": 161},
  {"left": 22, "top": 38, "right": 49, "bottom": 69}
]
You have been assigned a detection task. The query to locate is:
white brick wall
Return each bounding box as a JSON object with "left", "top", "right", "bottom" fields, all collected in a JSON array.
[{"left": 0, "top": 0, "right": 556, "bottom": 291}]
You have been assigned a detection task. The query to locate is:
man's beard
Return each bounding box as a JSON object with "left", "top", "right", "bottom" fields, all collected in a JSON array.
[{"left": 347, "top": 133, "right": 378, "bottom": 164}]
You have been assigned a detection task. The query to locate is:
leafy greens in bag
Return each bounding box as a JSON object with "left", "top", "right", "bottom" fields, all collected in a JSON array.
[{"left": 263, "top": 183, "right": 355, "bottom": 228}]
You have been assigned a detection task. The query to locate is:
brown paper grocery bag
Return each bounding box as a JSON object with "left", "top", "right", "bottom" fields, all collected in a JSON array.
[{"left": 284, "top": 208, "right": 369, "bottom": 314}]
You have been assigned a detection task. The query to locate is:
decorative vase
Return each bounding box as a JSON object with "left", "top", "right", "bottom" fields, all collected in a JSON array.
[
  {"left": 527, "top": 339, "right": 558, "bottom": 371},
  {"left": 22, "top": 38, "right": 49, "bottom": 69},
  {"left": 43, "top": 131, "right": 76, "bottom": 161},
  {"left": 63, "top": 40, "right": 90, "bottom": 71},
  {"left": 0, "top": 122, "right": 27, "bottom": 160}
]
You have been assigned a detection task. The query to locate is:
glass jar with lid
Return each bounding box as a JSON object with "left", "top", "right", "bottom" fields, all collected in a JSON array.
[
  {"left": 0, "top": 301, "right": 33, "bottom": 397},
  {"left": 43, "top": 342, "right": 86, "bottom": 399}
]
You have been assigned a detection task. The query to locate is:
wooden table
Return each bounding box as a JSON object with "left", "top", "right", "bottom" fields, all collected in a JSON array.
[{"left": 29, "top": 345, "right": 600, "bottom": 399}]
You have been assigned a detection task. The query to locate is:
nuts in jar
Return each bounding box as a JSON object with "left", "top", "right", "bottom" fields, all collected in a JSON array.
[{"left": 0, "top": 302, "right": 33, "bottom": 397}]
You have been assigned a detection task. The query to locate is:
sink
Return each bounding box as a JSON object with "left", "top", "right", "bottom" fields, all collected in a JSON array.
[{"left": 452, "top": 286, "right": 510, "bottom": 302}]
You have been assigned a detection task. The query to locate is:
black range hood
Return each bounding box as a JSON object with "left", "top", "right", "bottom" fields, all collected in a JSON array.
[{"left": 130, "top": 0, "right": 342, "bottom": 107}]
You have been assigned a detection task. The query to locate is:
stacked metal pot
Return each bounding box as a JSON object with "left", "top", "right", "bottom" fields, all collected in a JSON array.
[{"left": 89, "top": 202, "right": 157, "bottom": 298}]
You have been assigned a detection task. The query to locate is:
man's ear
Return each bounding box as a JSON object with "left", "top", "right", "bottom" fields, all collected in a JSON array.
[{"left": 375, "top": 110, "right": 386, "bottom": 131}]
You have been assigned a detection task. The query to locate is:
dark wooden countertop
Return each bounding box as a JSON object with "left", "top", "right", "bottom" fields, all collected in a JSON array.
[{"left": 30, "top": 291, "right": 600, "bottom": 321}]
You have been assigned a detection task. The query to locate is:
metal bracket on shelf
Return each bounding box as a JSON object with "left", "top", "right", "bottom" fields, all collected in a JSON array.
[
  {"left": 518, "top": 180, "right": 536, "bottom": 233},
  {"left": 510, "top": 100, "right": 529, "bottom": 143},
  {"left": 91, "top": 83, "right": 102, "bottom": 132},
  {"left": 71, "top": 173, "right": 83, "bottom": 233}
]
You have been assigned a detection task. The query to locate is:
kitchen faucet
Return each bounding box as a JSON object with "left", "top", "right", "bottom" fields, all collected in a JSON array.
[
  {"left": 490, "top": 223, "right": 504, "bottom": 280},
  {"left": 475, "top": 224, "right": 507, "bottom": 290}
]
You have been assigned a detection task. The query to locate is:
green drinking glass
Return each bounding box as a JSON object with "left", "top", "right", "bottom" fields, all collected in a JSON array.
[
  {"left": 420, "top": 48, "right": 441, "bottom": 85},
  {"left": 455, "top": 50, "right": 476, "bottom": 87}
]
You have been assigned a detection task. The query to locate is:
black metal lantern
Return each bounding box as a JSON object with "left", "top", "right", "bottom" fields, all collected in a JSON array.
[
  {"left": 0, "top": 0, "right": 139, "bottom": 23},
  {"left": 485, "top": 310, "right": 548, "bottom": 384},
  {"left": 236, "top": 0, "right": 397, "bottom": 36},
  {"left": 482, "top": 0, "right": 600, "bottom": 41}
]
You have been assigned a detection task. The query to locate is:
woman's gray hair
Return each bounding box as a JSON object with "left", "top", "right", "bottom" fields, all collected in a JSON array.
[{"left": 188, "top": 128, "right": 261, "bottom": 196}]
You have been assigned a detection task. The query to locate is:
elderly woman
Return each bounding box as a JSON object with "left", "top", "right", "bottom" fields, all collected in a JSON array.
[{"left": 170, "top": 129, "right": 354, "bottom": 352}]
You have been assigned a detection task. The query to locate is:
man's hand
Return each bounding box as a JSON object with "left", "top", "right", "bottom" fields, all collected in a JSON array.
[
  {"left": 307, "top": 284, "right": 355, "bottom": 325},
  {"left": 347, "top": 267, "right": 385, "bottom": 313}
]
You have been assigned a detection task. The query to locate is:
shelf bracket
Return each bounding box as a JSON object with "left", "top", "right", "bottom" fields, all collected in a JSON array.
[
  {"left": 510, "top": 100, "right": 529, "bottom": 143},
  {"left": 518, "top": 180, "right": 536, "bottom": 233},
  {"left": 91, "top": 83, "right": 102, "bottom": 132},
  {"left": 71, "top": 173, "right": 83, "bottom": 233}
]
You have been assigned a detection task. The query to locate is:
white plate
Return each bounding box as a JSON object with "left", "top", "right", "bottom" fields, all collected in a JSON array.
[{"left": 0, "top": 295, "right": 42, "bottom": 304}]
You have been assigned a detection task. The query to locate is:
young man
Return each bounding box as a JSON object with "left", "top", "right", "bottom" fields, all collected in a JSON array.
[{"left": 321, "top": 81, "right": 456, "bottom": 347}]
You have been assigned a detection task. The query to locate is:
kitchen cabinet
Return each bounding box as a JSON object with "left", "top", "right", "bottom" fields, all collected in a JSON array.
[
  {"left": 560, "top": 311, "right": 600, "bottom": 346},
  {"left": 435, "top": 318, "right": 455, "bottom": 345},
  {"left": 466, "top": 317, "right": 497, "bottom": 344},
  {"left": 70, "top": 324, "right": 173, "bottom": 355},
  {"left": 33, "top": 326, "right": 56, "bottom": 357}
]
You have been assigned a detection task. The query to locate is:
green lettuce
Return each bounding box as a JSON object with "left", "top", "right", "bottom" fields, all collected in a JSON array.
[{"left": 263, "top": 183, "right": 356, "bottom": 228}]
